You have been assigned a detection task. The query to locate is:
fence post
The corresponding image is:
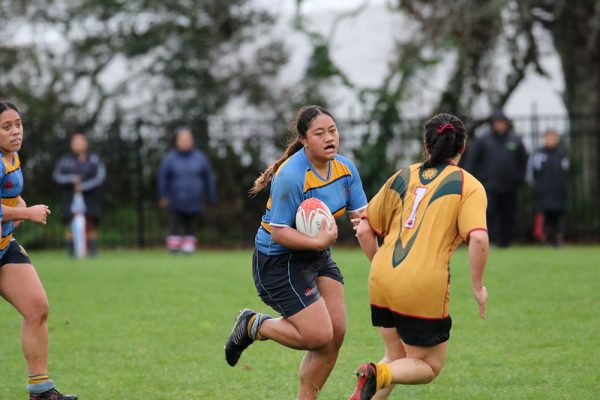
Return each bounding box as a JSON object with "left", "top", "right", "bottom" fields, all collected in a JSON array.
[{"left": 135, "top": 119, "right": 145, "bottom": 248}]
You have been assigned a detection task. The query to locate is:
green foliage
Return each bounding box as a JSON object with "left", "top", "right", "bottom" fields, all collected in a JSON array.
[
  {"left": 0, "top": 0, "right": 288, "bottom": 247},
  {"left": 1, "top": 247, "right": 600, "bottom": 398},
  {"left": 0, "top": 0, "right": 285, "bottom": 171}
]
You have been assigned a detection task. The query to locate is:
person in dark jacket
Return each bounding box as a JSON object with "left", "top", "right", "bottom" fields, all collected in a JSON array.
[
  {"left": 158, "top": 126, "right": 217, "bottom": 254},
  {"left": 53, "top": 132, "right": 106, "bottom": 257},
  {"left": 527, "top": 129, "right": 568, "bottom": 246},
  {"left": 463, "top": 110, "right": 528, "bottom": 247}
]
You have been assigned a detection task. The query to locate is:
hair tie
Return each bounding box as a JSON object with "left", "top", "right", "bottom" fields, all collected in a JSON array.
[{"left": 436, "top": 123, "right": 456, "bottom": 135}]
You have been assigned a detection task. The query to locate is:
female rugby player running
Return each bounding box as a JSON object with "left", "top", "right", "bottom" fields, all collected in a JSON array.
[
  {"left": 225, "top": 105, "right": 367, "bottom": 399},
  {"left": 349, "top": 113, "right": 489, "bottom": 399},
  {"left": 0, "top": 101, "right": 78, "bottom": 400}
]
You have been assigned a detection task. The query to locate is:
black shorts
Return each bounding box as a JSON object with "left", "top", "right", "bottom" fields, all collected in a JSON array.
[
  {"left": 371, "top": 305, "right": 452, "bottom": 347},
  {"left": 0, "top": 240, "right": 32, "bottom": 267},
  {"left": 252, "top": 248, "right": 343, "bottom": 318}
]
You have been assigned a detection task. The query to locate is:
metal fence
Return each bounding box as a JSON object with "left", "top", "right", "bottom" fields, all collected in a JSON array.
[{"left": 16, "top": 113, "right": 600, "bottom": 249}]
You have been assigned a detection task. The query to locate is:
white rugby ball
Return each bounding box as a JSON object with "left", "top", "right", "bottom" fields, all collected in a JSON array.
[{"left": 295, "top": 198, "right": 335, "bottom": 237}]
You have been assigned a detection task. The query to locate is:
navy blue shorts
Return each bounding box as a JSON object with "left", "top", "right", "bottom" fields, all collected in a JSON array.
[
  {"left": 252, "top": 248, "right": 343, "bottom": 318},
  {"left": 0, "top": 240, "right": 32, "bottom": 267},
  {"left": 371, "top": 305, "right": 452, "bottom": 347}
]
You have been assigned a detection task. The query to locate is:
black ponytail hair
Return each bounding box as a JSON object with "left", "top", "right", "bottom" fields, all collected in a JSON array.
[{"left": 422, "top": 113, "right": 466, "bottom": 169}]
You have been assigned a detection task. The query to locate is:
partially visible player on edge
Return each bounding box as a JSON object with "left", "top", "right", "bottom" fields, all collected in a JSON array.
[
  {"left": 0, "top": 101, "right": 78, "bottom": 400},
  {"left": 224, "top": 105, "right": 368, "bottom": 399},
  {"left": 348, "top": 113, "right": 489, "bottom": 400}
]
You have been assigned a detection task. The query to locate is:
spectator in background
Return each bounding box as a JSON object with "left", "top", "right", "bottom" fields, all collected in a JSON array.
[
  {"left": 53, "top": 132, "right": 106, "bottom": 257},
  {"left": 528, "top": 129, "right": 569, "bottom": 246},
  {"left": 158, "top": 126, "right": 217, "bottom": 254},
  {"left": 463, "top": 110, "right": 528, "bottom": 248}
]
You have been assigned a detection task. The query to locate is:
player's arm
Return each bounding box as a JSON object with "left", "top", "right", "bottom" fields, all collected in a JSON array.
[
  {"left": 2, "top": 196, "right": 51, "bottom": 225},
  {"left": 458, "top": 177, "right": 489, "bottom": 319},
  {"left": 348, "top": 208, "right": 366, "bottom": 231},
  {"left": 346, "top": 160, "right": 368, "bottom": 230},
  {"left": 468, "top": 229, "right": 489, "bottom": 319},
  {"left": 355, "top": 172, "right": 395, "bottom": 260},
  {"left": 271, "top": 219, "right": 337, "bottom": 252},
  {"left": 356, "top": 217, "right": 378, "bottom": 261}
]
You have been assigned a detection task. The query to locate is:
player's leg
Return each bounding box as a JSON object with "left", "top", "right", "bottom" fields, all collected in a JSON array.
[
  {"left": 296, "top": 276, "right": 345, "bottom": 400},
  {"left": 0, "top": 244, "right": 78, "bottom": 400},
  {"left": 0, "top": 262, "right": 49, "bottom": 378},
  {"left": 350, "top": 312, "right": 450, "bottom": 399},
  {"left": 224, "top": 296, "right": 334, "bottom": 368},
  {"left": 259, "top": 297, "right": 334, "bottom": 350},
  {"left": 386, "top": 340, "right": 448, "bottom": 384},
  {"left": 372, "top": 328, "right": 406, "bottom": 399},
  {"left": 350, "top": 341, "right": 447, "bottom": 400},
  {"left": 225, "top": 251, "right": 336, "bottom": 367}
]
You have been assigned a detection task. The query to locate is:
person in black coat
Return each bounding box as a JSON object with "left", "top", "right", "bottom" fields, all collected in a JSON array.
[
  {"left": 158, "top": 126, "right": 217, "bottom": 254},
  {"left": 463, "top": 110, "right": 528, "bottom": 247},
  {"left": 527, "top": 129, "right": 568, "bottom": 246},
  {"left": 53, "top": 132, "right": 106, "bottom": 257}
]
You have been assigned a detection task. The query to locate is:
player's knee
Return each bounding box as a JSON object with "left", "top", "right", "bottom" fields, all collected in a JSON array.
[
  {"left": 423, "top": 361, "right": 444, "bottom": 383},
  {"left": 23, "top": 297, "right": 49, "bottom": 325},
  {"left": 303, "top": 327, "right": 334, "bottom": 350},
  {"left": 331, "top": 323, "right": 346, "bottom": 350}
]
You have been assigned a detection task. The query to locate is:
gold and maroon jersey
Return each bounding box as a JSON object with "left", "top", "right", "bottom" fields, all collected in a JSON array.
[{"left": 366, "top": 162, "right": 487, "bottom": 319}]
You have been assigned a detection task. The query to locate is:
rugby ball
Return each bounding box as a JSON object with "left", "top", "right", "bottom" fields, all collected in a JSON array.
[{"left": 295, "top": 198, "right": 335, "bottom": 237}]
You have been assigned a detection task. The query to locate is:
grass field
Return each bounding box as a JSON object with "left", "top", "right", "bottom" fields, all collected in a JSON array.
[{"left": 1, "top": 246, "right": 599, "bottom": 399}]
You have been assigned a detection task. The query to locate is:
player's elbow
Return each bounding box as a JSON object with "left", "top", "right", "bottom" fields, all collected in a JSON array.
[
  {"left": 270, "top": 226, "right": 287, "bottom": 246},
  {"left": 468, "top": 230, "right": 489, "bottom": 248}
]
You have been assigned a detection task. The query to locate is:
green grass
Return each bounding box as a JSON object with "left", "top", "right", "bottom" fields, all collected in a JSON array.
[{"left": 1, "top": 246, "right": 600, "bottom": 399}]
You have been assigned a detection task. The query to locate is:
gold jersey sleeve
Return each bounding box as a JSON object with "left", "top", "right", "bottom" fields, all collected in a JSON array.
[
  {"left": 365, "top": 171, "right": 404, "bottom": 237},
  {"left": 366, "top": 163, "right": 487, "bottom": 319}
]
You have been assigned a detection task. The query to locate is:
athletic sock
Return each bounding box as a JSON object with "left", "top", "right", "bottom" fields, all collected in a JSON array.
[
  {"left": 27, "top": 374, "right": 55, "bottom": 394},
  {"left": 375, "top": 363, "right": 392, "bottom": 390},
  {"left": 246, "top": 312, "right": 272, "bottom": 341}
]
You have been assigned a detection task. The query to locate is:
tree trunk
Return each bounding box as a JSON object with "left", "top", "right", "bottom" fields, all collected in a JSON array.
[{"left": 548, "top": 0, "right": 600, "bottom": 236}]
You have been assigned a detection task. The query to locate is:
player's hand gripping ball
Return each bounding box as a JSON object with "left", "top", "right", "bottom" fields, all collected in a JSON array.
[{"left": 295, "top": 198, "right": 335, "bottom": 237}]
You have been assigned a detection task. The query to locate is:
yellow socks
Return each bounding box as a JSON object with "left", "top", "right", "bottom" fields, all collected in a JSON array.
[
  {"left": 246, "top": 314, "right": 257, "bottom": 337},
  {"left": 247, "top": 312, "right": 271, "bottom": 341},
  {"left": 375, "top": 363, "right": 392, "bottom": 390}
]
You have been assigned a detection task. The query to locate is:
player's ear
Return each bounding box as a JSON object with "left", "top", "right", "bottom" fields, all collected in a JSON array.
[{"left": 299, "top": 135, "right": 308, "bottom": 148}]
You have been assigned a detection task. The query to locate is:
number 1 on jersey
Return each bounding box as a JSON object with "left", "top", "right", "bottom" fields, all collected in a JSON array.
[{"left": 404, "top": 186, "right": 427, "bottom": 229}]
